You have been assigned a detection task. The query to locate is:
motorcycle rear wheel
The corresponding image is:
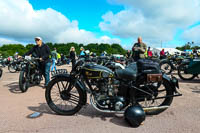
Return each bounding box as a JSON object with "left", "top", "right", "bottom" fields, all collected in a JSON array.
[
  {"left": 160, "top": 61, "right": 173, "bottom": 74},
  {"left": 178, "top": 64, "right": 196, "bottom": 80},
  {"left": 45, "top": 77, "right": 84, "bottom": 115},
  {"left": 19, "top": 71, "right": 29, "bottom": 92},
  {"left": 137, "top": 79, "right": 174, "bottom": 115}
]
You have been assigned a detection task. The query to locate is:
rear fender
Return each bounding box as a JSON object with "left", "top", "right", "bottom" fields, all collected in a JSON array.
[{"left": 162, "top": 74, "right": 179, "bottom": 93}]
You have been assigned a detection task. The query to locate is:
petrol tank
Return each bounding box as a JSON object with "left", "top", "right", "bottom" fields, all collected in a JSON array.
[{"left": 82, "top": 63, "right": 114, "bottom": 79}]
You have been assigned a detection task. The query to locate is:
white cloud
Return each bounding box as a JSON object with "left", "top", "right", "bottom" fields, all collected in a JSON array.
[
  {"left": 0, "top": 37, "right": 22, "bottom": 45},
  {"left": 0, "top": 0, "right": 120, "bottom": 44},
  {"left": 101, "top": 0, "right": 200, "bottom": 44},
  {"left": 181, "top": 25, "right": 200, "bottom": 43}
]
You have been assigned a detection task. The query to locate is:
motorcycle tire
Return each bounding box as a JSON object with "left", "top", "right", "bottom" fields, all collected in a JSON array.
[
  {"left": 160, "top": 60, "right": 173, "bottom": 74},
  {"left": 178, "top": 64, "right": 197, "bottom": 80},
  {"left": 137, "top": 79, "right": 174, "bottom": 115},
  {"left": 0, "top": 68, "right": 2, "bottom": 79},
  {"left": 45, "top": 77, "right": 84, "bottom": 115},
  {"left": 8, "top": 64, "right": 17, "bottom": 73},
  {"left": 19, "top": 71, "right": 29, "bottom": 92}
]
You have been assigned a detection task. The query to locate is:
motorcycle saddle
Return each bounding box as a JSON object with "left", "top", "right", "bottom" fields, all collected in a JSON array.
[{"left": 115, "top": 63, "right": 137, "bottom": 81}]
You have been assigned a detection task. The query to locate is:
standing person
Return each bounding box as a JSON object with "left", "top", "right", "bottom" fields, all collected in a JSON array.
[
  {"left": 57, "top": 53, "right": 61, "bottom": 65},
  {"left": 51, "top": 48, "right": 57, "bottom": 72},
  {"left": 147, "top": 47, "right": 153, "bottom": 58},
  {"left": 160, "top": 49, "right": 165, "bottom": 59},
  {"left": 70, "top": 47, "right": 76, "bottom": 69},
  {"left": 126, "top": 50, "right": 132, "bottom": 59},
  {"left": 132, "top": 37, "right": 147, "bottom": 61},
  {"left": 23, "top": 37, "right": 51, "bottom": 88},
  {"left": 80, "top": 47, "right": 85, "bottom": 58}
]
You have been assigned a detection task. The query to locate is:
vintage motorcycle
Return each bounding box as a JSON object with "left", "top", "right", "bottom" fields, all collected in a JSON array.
[
  {"left": 160, "top": 54, "right": 184, "bottom": 74},
  {"left": 178, "top": 58, "right": 200, "bottom": 80},
  {"left": 8, "top": 58, "right": 24, "bottom": 73},
  {"left": 45, "top": 58, "right": 181, "bottom": 117},
  {"left": 19, "top": 56, "right": 43, "bottom": 92}
]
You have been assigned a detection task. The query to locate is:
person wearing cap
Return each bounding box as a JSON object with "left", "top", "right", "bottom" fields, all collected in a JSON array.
[{"left": 23, "top": 37, "right": 51, "bottom": 88}]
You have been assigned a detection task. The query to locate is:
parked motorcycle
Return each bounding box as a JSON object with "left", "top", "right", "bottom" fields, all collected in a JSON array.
[
  {"left": 178, "top": 58, "right": 200, "bottom": 80},
  {"left": 8, "top": 58, "right": 24, "bottom": 73},
  {"left": 19, "top": 56, "right": 43, "bottom": 92},
  {"left": 45, "top": 58, "right": 181, "bottom": 118},
  {"left": 160, "top": 54, "right": 184, "bottom": 74}
]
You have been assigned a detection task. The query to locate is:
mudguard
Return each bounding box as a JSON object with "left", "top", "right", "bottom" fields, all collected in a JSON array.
[
  {"left": 51, "top": 74, "right": 87, "bottom": 105},
  {"left": 162, "top": 74, "right": 179, "bottom": 93}
]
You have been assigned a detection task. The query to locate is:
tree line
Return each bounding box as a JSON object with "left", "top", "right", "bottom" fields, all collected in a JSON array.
[{"left": 0, "top": 42, "right": 127, "bottom": 58}]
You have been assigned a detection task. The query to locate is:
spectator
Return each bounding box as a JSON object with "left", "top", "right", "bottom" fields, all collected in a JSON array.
[
  {"left": 69, "top": 47, "right": 76, "bottom": 69},
  {"left": 132, "top": 37, "right": 147, "bottom": 61},
  {"left": 147, "top": 47, "right": 153, "bottom": 58},
  {"left": 126, "top": 50, "right": 132, "bottom": 59},
  {"left": 80, "top": 47, "right": 85, "bottom": 58},
  {"left": 51, "top": 48, "right": 57, "bottom": 71},
  {"left": 160, "top": 49, "right": 165, "bottom": 59}
]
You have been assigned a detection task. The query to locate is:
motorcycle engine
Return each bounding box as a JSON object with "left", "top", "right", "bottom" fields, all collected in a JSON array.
[{"left": 94, "top": 78, "right": 126, "bottom": 111}]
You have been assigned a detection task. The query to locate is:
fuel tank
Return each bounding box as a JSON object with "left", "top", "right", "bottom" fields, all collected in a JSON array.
[{"left": 82, "top": 63, "right": 114, "bottom": 79}]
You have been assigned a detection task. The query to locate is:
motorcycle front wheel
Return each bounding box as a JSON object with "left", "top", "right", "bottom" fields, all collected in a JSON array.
[
  {"left": 19, "top": 70, "right": 29, "bottom": 92},
  {"left": 45, "top": 77, "right": 84, "bottom": 115},
  {"left": 178, "top": 64, "right": 197, "bottom": 80}
]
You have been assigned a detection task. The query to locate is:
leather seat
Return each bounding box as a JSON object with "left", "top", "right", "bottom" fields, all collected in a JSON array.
[{"left": 115, "top": 63, "right": 137, "bottom": 80}]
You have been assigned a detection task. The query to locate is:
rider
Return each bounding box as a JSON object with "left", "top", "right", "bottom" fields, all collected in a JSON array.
[{"left": 23, "top": 37, "right": 51, "bottom": 88}]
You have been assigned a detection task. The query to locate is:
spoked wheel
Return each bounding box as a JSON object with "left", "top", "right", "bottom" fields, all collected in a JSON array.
[
  {"left": 160, "top": 61, "right": 172, "bottom": 74},
  {"left": 136, "top": 79, "right": 173, "bottom": 115},
  {"left": 19, "top": 71, "right": 29, "bottom": 92},
  {"left": 8, "top": 64, "right": 17, "bottom": 73},
  {"left": 45, "top": 77, "right": 85, "bottom": 115},
  {"left": 178, "top": 64, "right": 196, "bottom": 80}
]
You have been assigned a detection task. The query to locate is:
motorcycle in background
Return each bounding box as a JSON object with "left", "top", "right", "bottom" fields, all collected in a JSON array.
[
  {"left": 178, "top": 58, "right": 200, "bottom": 80},
  {"left": 19, "top": 56, "right": 43, "bottom": 92}
]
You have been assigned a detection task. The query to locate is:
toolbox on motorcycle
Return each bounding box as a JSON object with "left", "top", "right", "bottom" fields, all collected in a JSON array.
[
  {"left": 137, "top": 59, "right": 161, "bottom": 74},
  {"left": 147, "top": 74, "right": 162, "bottom": 82}
]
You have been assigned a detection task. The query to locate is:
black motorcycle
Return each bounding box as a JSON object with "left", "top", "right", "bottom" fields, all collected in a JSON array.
[
  {"left": 45, "top": 58, "right": 181, "bottom": 117},
  {"left": 19, "top": 57, "right": 43, "bottom": 92},
  {"left": 160, "top": 54, "right": 184, "bottom": 74},
  {"left": 8, "top": 58, "right": 24, "bottom": 73}
]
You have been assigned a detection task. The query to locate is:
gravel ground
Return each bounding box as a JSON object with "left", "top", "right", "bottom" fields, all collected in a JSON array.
[{"left": 0, "top": 66, "right": 200, "bottom": 133}]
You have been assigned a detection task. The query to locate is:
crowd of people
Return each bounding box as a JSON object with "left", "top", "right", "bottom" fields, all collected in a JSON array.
[{"left": 12, "top": 36, "right": 197, "bottom": 88}]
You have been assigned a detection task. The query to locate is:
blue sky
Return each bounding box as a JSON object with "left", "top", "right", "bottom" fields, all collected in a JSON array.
[{"left": 0, "top": 0, "right": 200, "bottom": 49}]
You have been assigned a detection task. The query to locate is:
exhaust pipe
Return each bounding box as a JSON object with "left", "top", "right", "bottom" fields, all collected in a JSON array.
[{"left": 143, "top": 106, "right": 169, "bottom": 112}]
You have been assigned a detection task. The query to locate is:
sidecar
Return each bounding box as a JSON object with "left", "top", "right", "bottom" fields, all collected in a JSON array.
[{"left": 185, "top": 58, "right": 200, "bottom": 74}]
